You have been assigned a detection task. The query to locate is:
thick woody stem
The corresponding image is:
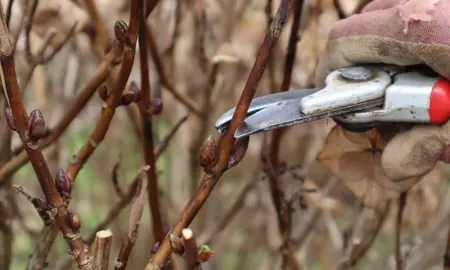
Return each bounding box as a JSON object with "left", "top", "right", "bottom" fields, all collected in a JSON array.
[{"left": 145, "top": 0, "right": 292, "bottom": 268}]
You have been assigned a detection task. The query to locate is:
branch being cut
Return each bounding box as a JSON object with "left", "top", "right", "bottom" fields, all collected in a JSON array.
[{"left": 146, "top": 0, "right": 292, "bottom": 268}]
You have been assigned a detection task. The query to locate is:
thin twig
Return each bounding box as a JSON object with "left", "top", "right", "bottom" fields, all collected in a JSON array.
[
  {"left": 154, "top": 115, "right": 188, "bottom": 157},
  {"left": 115, "top": 166, "right": 149, "bottom": 270},
  {"left": 146, "top": 1, "right": 292, "bottom": 268},
  {"left": 146, "top": 23, "right": 202, "bottom": 116},
  {"left": 93, "top": 230, "right": 113, "bottom": 270},
  {"left": 139, "top": 16, "right": 164, "bottom": 244},
  {"left": 182, "top": 228, "right": 199, "bottom": 270},
  {"left": 85, "top": 0, "right": 108, "bottom": 59},
  {"left": 396, "top": 192, "right": 407, "bottom": 270},
  {"left": 20, "top": 23, "right": 78, "bottom": 90},
  {"left": 336, "top": 202, "right": 391, "bottom": 270},
  {"left": 111, "top": 157, "right": 126, "bottom": 198}
]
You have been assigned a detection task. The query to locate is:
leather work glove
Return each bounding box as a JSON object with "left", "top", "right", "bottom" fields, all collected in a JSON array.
[{"left": 315, "top": 0, "right": 450, "bottom": 185}]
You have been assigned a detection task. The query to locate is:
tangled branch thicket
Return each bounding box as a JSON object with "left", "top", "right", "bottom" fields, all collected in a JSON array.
[{"left": 1, "top": 0, "right": 450, "bottom": 269}]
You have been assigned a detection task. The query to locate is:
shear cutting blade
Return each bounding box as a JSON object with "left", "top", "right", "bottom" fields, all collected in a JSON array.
[
  {"left": 234, "top": 98, "right": 384, "bottom": 138},
  {"left": 215, "top": 88, "right": 320, "bottom": 133}
]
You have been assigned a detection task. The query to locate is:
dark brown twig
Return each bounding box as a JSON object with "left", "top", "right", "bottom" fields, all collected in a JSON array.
[
  {"left": 395, "top": 192, "right": 407, "bottom": 270},
  {"left": 111, "top": 157, "right": 126, "bottom": 198},
  {"left": 139, "top": 17, "right": 164, "bottom": 244},
  {"left": 115, "top": 165, "right": 149, "bottom": 270},
  {"left": 146, "top": 1, "right": 292, "bottom": 268},
  {"left": 154, "top": 115, "right": 188, "bottom": 157}
]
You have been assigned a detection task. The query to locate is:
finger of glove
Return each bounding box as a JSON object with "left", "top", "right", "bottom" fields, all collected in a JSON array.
[
  {"left": 361, "top": 0, "right": 403, "bottom": 13},
  {"left": 315, "top": 0, "right": 450, "bottom": 88},
  {"left": 381, "top": 123, "right": 450, "bottom": 182}
]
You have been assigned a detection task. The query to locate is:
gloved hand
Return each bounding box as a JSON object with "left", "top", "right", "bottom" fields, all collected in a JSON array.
[{"left": 315, "top": 0, "right": 450, "bottom": 184}]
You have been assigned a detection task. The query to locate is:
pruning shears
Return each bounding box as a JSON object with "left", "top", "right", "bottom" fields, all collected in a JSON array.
[{"left": 215, "top": 64, "right": 450, "bottom": 138}]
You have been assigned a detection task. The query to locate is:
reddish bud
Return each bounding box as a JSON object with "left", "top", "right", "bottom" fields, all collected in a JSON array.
[
  {"left": 150, "top": 99, "right": 163, "bottom": 115},
  {"left": 66, "top": 211, "right": 81, "bottom": 231},
  {"left": 199, "top": 135, "right": 217, "bottom": 172},
  {"left": 129, "top": 81, "right": 141, "bottom": 103},
  {"left": 120, "top": 92, "right": 134, "bottom": 106},
  {"left": 169, "top": 234, "right": 185, "bottom": 255},
  {"left": 55, "top": 169, "right": 71, "bottom": 194},
  {"left": 197, "top": 245, "right": 215, "bottom": 263},
  {"left": 28, "top": 109, "right": 47, "bottom": 141},
  {"left": 151, "top": 241, "right": 161, "bottom": 254},
  {"left": 97, "top": 85, "right": 110, "bottom": 101},
  {"left": 114, "top": 20, "right": 131, "bottom": 45},
  {"left": 4, "top": 108, "right": 16, "bottom": 131},
  {"left": 228, "top": 136, "right": 249, "bottom": 169},
  {"left": 30, "top": 197, "right": 47, "bottom": 211}
]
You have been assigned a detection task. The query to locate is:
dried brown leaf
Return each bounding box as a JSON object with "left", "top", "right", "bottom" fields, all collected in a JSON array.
[{"left": 318, "top": 126, "right": 419, "bottom": 208}]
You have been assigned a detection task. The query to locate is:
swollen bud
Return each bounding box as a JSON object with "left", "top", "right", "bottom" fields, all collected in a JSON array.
[
  {"left": 199, "top": 135, "right": 217, "bottom": 172},
  {"left": 197, "top": 245, "right": 215, "bottom": 263},
  {"left": 28, "top": 109, "right": 47, "bottom": 141},
  {"left": 120, "top": 92, "right": 134, "bottom": 106},
  {"left": 150, "top": 99, "right": 163, "bottom": 115},
  {"left": 4, "top": 108, "right": 16, "bottom": 131},
  {"left": 129, "top": 81, "right": 141, "bottom": 103},
  {"left": 97, "top": 85, "right": 110, "bottom": 101},
  {"left": 55, "top": 169, "right": 71, "bottom": 194},
  {"left": 228, "top": 136, "right": 249, "bottom": 169},
  {"left": 114, "top": 20, "right": 131, "bottom": 45},
  {"left": 151, "top": 241, "right": 161, "bottom": 254},
  {"left": 66, "top": 211, "right": 81, "bottom": 231},
  {"left": 169, "top": 234, "right": 185, "bottom": 255}
]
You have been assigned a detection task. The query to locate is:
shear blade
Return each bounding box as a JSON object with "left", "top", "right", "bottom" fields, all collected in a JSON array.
[
  {"left": 215, "top": 88, "right": 319, "bottom": 133},
  {"left": 234, "top": 98, "right": 384, "bottom": 138}
]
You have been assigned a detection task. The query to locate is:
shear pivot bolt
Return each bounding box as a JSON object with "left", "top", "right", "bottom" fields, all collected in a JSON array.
[{"left": 340, "top": 66, "right": 373, "bottom": 82}]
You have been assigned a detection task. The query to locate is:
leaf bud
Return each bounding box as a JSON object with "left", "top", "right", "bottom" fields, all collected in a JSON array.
[
  {"left": 114, "top": 20, "right": 131, "bottom": 45},
  {"left": 66, "top": 211, "right": 81, "bottom": 231},
  {"left": 197, "top": 245, "right": 215, "bottom": 263},
  {"left": 150, "top": 99, "right": 163, "bottom": 115},
  {"left": 28, "top": 109, "right": 47, "bottom": 141},
  {"left": 228, "top": 136, "right": 249, "bottom": 169},
  {"left": 55, "top": 169, "right": 72, "bottom": 194},
  {"left": 97, "top": 85, "right": 110, "bottom": 101},
  {"left": 4, "top": 107, "right": 16, "bottom": 131},
  {"left": 120, "top": 92, "right": 134, "bottom": 106},
  {"left": 129, "top": 81, "right": 141, "bottom": 103},
  {"left": 199, "top": 135, "right": 217, "bottom": 172},
  {"left": 169, "top": 234, "right": 185, "bottom": 255}
]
